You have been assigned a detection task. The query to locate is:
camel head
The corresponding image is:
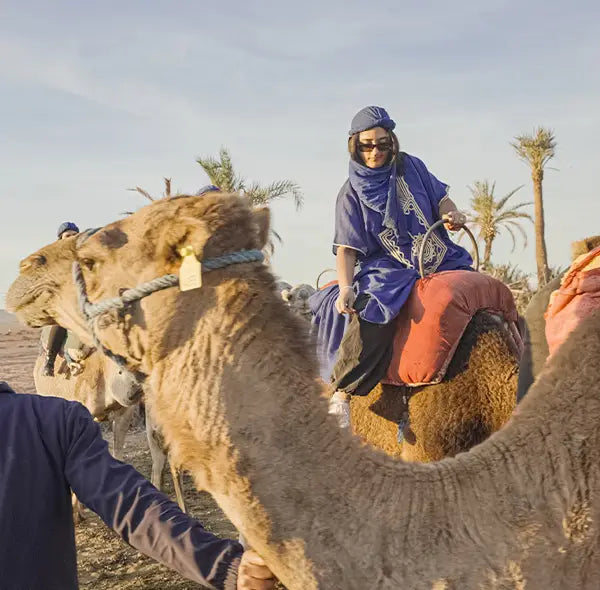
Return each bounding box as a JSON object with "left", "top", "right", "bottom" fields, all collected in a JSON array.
[
  {"left": 6, "top": 235, "right": 91, "bottom": 340},
  {"left": 280, "top": 283, "right": 316, "bottom": 319},
  {"left": 69, "top": 193, "right": 272, "bottom": 375},
  {"left": 571, "top": 235, "right": 600, "bottom": 262}
]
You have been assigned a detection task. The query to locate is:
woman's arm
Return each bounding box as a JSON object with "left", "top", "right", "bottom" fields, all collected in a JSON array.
[
  {"left": 438, "top": 197, "right": 466, "bottom": 231},
  {"left": 335, "top": 246, "right": 357, "bottom": 314},
  {"left": 336, "top": 246, "right": 357, "bottom": 288}
]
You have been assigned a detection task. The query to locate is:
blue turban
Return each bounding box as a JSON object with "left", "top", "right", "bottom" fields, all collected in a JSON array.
[
  {"left": 196, "top": 184, "right": 220, "bottom": 196},
  {"left": 348, "top": 106, "right": 396, "bottom": 136},
  {"left": 57, "top": 221, "right": 80, "bottom": 238}
]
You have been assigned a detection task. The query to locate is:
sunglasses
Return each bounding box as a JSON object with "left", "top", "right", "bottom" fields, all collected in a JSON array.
[{"left": 358, "top": 141, "right": 393, "bottom": 153}]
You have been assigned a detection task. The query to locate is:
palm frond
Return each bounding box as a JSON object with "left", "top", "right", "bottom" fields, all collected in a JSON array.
[
  {"left": 511, "top": 127, "right": 556, "bottom": 170},
  {"left": 504, "top": 219, "right": 529, "bottom": 248},
  {"left": 127, "top": 186, "right": 155, "bottom": 202},
  {"left": 463, "top": 179, "right": 532, "bottom": 265},
  {"left": 495, "top": 185, "right": 525, "bottom": 211}
]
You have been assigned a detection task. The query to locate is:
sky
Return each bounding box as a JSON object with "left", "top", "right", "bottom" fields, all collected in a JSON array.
[{"left": 1, "top": 0, "right": 599, "bottom": 306}]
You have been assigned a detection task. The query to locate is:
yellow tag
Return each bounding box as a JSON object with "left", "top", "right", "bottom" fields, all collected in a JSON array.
[{"left": 179, "top": 246, "right": 202, "bottom": 292}]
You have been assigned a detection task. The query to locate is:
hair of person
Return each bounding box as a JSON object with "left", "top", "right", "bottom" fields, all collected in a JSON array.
[{"left": 347, "top": 129, "right": 400, "bottom": 167}]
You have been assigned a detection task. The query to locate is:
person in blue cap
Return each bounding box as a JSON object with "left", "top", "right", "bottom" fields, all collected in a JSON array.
[
  {"left": 197, "top": 184, "right": 221, "bottom": 196},
  {"left": 42, "top": 222, "right": 81, "bottom": 376},
  {"left": 57, "top": 221, "right": 80, "bottom": 240},
  {"left": 309, "top": 106, "right": 473, "bottom": 428}
]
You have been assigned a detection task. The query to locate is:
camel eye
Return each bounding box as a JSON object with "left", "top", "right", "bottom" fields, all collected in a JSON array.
[{"left": 81, "top": 258, "right": 96, "bottom": 271}]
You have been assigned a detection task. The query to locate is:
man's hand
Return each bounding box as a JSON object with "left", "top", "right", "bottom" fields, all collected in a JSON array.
[{"left": 237, "top": 550, "right": 276, "bottom": 590}]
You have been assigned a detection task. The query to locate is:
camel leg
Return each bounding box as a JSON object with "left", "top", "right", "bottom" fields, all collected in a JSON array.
[
  {"left": 169, "top": 461, "right": 187, "bottom": 512},
  {"left": 112, "top": 405, "right": 137, "bottom": 461},
  {"left": 145, "top": 404, "right": 167, "bottom": 490},
  {"left": 72, "top": 492, "right": 86, "bottom": 524}
]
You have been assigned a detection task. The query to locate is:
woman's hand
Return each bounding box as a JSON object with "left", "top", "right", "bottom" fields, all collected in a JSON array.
[
  {"left": 335, "top": 285, "right": 356, "bottom": 314},
  {"left": 442, "top": 210, "right": 467, "bottom": 231},
  {"left": 237, "top": 550, "right": 276, "bottom": 590}
]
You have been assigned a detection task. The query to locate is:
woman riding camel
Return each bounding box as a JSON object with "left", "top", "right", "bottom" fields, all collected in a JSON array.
[{"left": 310, "top": 106, "right": 473, "bottom": 427}]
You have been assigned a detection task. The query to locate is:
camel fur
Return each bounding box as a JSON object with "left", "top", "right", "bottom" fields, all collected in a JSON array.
[{"left": 11, "top": 193, "right": 600, "bottom": 589}]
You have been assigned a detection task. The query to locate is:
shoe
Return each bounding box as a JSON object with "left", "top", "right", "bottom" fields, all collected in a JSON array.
[{"left": 328, "top": 391, "right": 351, "bottom": 429}]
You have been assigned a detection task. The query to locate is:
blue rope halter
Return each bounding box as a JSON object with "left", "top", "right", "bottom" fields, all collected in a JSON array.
[{"left": 72, "top": 249, "right": 265, "bottom": 372}]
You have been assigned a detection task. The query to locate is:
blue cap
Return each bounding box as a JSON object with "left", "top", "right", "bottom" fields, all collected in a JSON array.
[
  {"left": 196, "top": 184, "right": 220, "bottom": 196},
  {"left": 57, "top": 221, "right": 80, "bottom": 238},
  {"left": 349, "top": 106, "right": 396, "bottom": 136}
]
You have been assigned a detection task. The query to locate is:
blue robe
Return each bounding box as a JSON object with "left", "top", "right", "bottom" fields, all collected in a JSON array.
[{"left": 309, "top": 153, "right": 473, "bottom": 380}]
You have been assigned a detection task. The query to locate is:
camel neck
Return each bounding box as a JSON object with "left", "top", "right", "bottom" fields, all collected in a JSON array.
[
  {"left": 151, "top": 282, "right": 469, "bottom": 587},
  {"left": 148, "top": 278, "right": 576, "bottom": 589}
]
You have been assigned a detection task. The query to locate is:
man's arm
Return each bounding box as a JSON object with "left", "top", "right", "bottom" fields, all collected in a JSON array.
[{"left": 63, "top": 402, "right": 242, "bottom": 590}]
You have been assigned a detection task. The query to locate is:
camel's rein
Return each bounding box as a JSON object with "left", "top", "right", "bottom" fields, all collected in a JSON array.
[{"left": 71, "top": 249, "right": 265, "bottom": 374}]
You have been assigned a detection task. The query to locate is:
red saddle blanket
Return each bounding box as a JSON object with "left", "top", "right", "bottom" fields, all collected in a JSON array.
[
  {"left": 545, "top": 246, "right": 600, "bottom": 358},
  {"left": 323, "top": 270, "right": 518, "bottom": 386}
]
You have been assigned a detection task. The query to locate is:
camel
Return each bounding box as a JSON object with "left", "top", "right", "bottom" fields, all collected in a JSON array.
[
  {"left": 288, "top": 286, "right": 519, "bottom": 461},
  {"left": 9, "top": 229, "right": 519, "bottom": 464},
  {"left": 9, "top": 192, "right": 600, "bottom": 589},
  {"left": 517, "top": 235, "right": 600, "bottom": 401},
  {"left": 6, "top": 236, "right": 185, "bottom": 509},
  {"left": 280, "top": 283, "right": 316, "bottom": 318},
  {"left": 33, "top": 345, "right": 140, "bottom": 459}
]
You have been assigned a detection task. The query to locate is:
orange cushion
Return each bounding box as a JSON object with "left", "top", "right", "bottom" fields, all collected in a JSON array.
[{"left": 545, "top": 246, "right": 600, "bottom": 358}]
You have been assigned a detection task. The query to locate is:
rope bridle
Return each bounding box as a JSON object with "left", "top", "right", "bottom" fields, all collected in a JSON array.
[{"left": 72, "top": 249, "right": 265, "bottom": 375}]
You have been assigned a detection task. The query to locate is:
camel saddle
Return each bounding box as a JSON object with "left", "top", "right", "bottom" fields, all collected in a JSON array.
[
  {"left": 545, "top": 246, "right": 600, "bottom": 358},
  {"left": 323, "top": 270, "right": 519, "bottom": 387}
]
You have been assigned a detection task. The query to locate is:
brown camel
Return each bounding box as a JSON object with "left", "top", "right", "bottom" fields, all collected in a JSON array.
[
  {"left": 348, "top": 310, "right": 517, "bottom": 460},
  {"left": 33, "top": 346, "right": 140, "bottom": 457},
  {"left": 10, "top": 193, "right": 600, "bottom": 588},
  {"left": 11, "top": 228, "right": 518, "bottom": 464},
  {"left": 6, "top": 236, "right": 185, "bottom": 508},
  {"left": 287, "top": 287, "right": 519, "bottom": 461}
]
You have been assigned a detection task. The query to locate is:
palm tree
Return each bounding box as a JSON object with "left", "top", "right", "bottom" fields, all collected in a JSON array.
[
  {"left": 465, "top": 180, "right": 533, "bottom": 268},
  {"left": 511, "top": 127, "right": 556, "bottom": 286},
  {"left": 196, "top": 147, "right": 303, "bottom": 209}
]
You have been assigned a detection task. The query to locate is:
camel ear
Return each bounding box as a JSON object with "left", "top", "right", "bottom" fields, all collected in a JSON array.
[
  {"left": 252, "top": 208, "right": 270, "bottom": 250},
  {"left": 157, "top": 216, "right": 211, "bottom": 264},
  {"left": 281, "top": 289, "right": 292, "bottom": 302}
]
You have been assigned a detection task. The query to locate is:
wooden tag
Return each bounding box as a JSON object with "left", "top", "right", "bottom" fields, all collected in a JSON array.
[{"left": 179, "top": 246, "right": 202, "bottom": 292}]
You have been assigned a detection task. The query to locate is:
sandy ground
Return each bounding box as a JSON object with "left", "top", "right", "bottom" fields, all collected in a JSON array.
[{"left": 0, "top": 318, "right": 240, "bottom": 589}]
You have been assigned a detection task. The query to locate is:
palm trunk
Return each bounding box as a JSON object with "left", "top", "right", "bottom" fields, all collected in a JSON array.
[
  {"left": 532, "top": 168, "right": 550, "bottom": 286},
  {"left": 483, "top": 238, "right": 493, "bottom": 268}
]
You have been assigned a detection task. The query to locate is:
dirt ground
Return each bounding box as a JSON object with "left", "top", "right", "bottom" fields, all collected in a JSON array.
[{"left": 0, "top": 319, "right": 239, "bottom": 589}]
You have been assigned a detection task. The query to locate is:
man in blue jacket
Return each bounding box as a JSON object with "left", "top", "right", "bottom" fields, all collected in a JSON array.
[{"left": 0, "top": 381, "right": 275, "bottom": 590}]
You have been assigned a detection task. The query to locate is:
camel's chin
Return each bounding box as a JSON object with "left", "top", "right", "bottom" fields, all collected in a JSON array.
[
  {"left": 14, "top": 308, "right": 54, "bottom": 328},
  {"left": 8, "top": 291, "right": 57, "bottom": 328}
]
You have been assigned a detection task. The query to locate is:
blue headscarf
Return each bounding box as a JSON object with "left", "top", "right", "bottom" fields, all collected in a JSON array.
[
  {"left": 348, "top": 105, "right": 396, "bottom": 136},
  {"left": 196, "top": 184, "right": 220, "bottom": 196},
  {"left": 348, "top": 106, "right": 400, "bottom": 236},
  {"left": 57, "top": 221, "right": 79, "bottom": 238}
]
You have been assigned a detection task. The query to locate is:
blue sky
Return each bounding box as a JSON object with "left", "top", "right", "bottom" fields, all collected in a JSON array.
[{"left": 1, "top": 0, "right": 599, "bottom": 305}]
